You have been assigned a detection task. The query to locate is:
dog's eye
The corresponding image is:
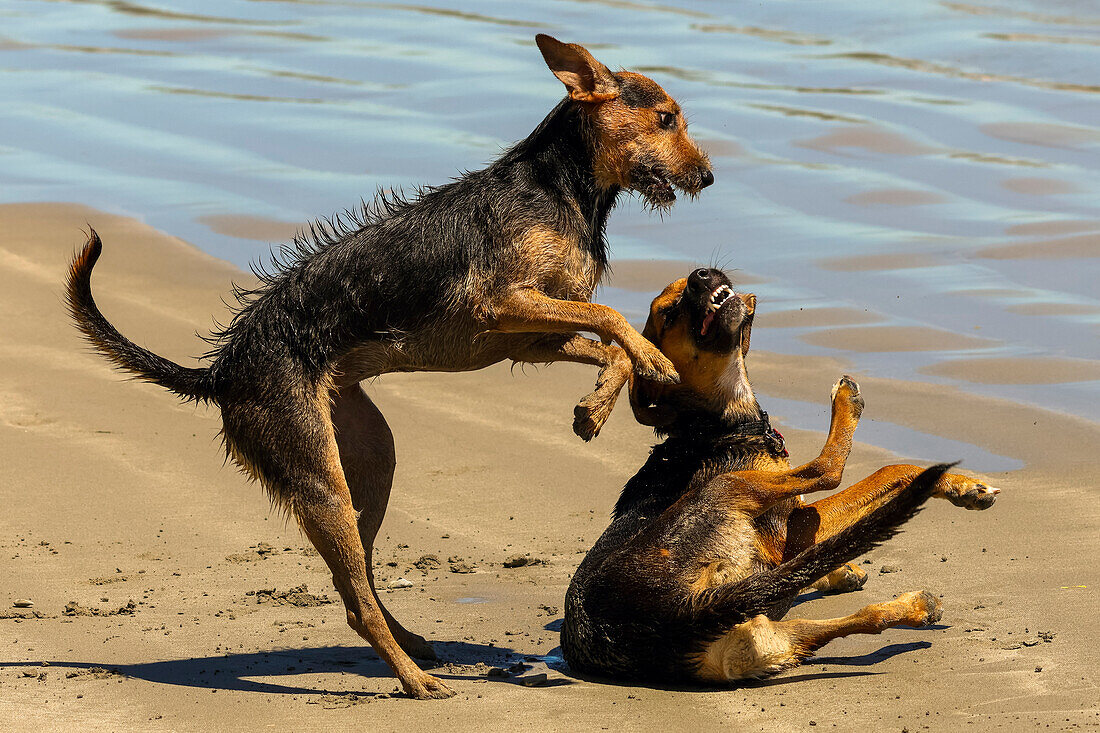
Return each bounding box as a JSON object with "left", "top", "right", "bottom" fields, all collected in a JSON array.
[{"left": 657, "top": 111, "right": 677, "bottom": 130}]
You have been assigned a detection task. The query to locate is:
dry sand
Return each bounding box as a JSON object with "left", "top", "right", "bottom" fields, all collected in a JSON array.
[{"left": 1, "top": 204, "right": 1097, "bottom": 731}]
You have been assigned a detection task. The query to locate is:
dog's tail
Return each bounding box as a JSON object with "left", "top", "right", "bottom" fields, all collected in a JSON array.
[
  {"left": 686, "top": 462, "right": 952, "bottom": 635},
  {"left": 66, "top": 230, "right": 216, "bottom": 403}
]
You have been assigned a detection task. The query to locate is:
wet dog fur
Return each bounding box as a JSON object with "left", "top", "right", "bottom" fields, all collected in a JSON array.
[
  {"left": 561, "top": 269, "right": 999, "bottom": 684},
  {"left": 65, "top": 36, "right": 713, "bottom": 699}
]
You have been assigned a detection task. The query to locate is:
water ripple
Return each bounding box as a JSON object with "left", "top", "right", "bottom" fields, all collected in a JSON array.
[{"left": 822, "top": 51, "right": 1100, "bottom": 95}]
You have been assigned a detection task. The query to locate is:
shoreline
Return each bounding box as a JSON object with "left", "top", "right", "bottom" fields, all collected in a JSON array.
[{"left": 1, "top": 203, "right": 1096, "bottom": 731}]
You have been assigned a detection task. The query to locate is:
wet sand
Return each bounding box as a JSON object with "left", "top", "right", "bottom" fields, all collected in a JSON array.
[
  {"left": 920, "top": 356, "right": 1100, "bottom": 385},
  {"left": 1004, "top": 221, "right": 1100, "bottom": 237},
  {"left": 817, "top": 252, "right": 943, "bottom": 272},
  {"left": 976, "top": 233, "right": 1100, "bottom": 260},
  {"left": 844, "top": 189, "right": 947, "bottom": 206},
  {"left": 799, "top": 325, "right": 998, "bottom": 353},
  {"left": 753, "top": 305, "right": 882, "bottom": 329},
  {"left": 1005, "top": 302, "right": 1100, "bottom": 317},
  {"left": 609, "top": 258, "right": 768, "bottom": 292},
  {"left": 1, "top": 205, "right": 1097, "bottom": 731},
  {"left": 794, "top": 126, "right": 940, "bottom": 155},
  {"left": 999, "top": 177, "right": 1079, "bottom": 196},
  {"left": 199, "top": 214, "right": 302, "bottom": 243}
]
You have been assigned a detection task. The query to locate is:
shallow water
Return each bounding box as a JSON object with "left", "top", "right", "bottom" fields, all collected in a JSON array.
[{"left": 2, "top": 0, "right": 1098, "bottom": 434}]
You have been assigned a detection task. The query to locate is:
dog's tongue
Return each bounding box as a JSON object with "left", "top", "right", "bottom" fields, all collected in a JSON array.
[{"left": 701, "top": 311, "right": 716, "bottom": 336}]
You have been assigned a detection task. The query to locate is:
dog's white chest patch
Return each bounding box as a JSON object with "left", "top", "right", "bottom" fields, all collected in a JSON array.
[{"left": 718, "top": 353, "right": 753, "bottom": 416}]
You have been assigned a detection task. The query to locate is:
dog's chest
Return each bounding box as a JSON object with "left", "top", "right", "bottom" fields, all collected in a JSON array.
[{"left": 514, "top": 224, "right": 603, "bottom": 301}]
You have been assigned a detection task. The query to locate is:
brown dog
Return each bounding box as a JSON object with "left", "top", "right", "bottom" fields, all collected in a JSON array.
[
  {"left": 65, "top": 36, "right": 712, "bottom": 698},
  {"left": 562, "top": 268, "right": 999, "bottom": 683}
]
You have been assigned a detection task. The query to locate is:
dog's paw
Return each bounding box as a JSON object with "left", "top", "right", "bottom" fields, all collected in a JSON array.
[
  {"left": 814, "top": 562, "right": 868, "bottom": 594},
  {"left": 401, "top": 671, "right": 456, "bottom": 700},
  {"left": 894, "top": 590, "right": 943, "bottom": 627},
  {"left": 831, "top": 375, "right": 864, "bottom": 416},
  {"left": 573, "top": 392, "right": 617, "bottom": 441},
  {"left": 630, "top": 343, "right": 680, "bottom": 385},
  {"left": 938, "top": 475, "right": 1000, "bottom": 510},
  {"left": 634, "top": 360, "right": 680, "bottom": 385},
  {"left": 573, "top": 357, "right": 630, "bottom": 441}
]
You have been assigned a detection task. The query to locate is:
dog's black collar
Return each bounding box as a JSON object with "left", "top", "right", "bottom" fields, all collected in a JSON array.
[
  {"left": 665, "top": 410, "right": 789, "bottom": 459},
  {"left": 716, "top": 411, "right": 788, "bottom": 459}
]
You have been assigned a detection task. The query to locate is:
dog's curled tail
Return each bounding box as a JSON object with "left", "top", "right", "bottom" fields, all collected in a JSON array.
[
  {"left": 66, "top": 229, "right": 216, "bottom": 403},
  {"left": 688, "top": 462, "right": 954, "bottom": 636}
]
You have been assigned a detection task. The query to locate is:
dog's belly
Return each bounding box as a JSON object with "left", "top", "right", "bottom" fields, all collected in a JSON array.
[
  {"left": 685, "top": 512, "right": 762, "bottom": 593},
  {"left": 333, "top": 326, "right": 544, "bottom": 387}
]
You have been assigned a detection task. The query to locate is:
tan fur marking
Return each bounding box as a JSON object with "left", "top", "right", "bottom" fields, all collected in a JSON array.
[
  {"left": 512, "top": 224, "right": 603, "bottom": 301},
  {"left": 694, "top": 616, "right": 799, "bottom": 682},
  {"left": 689, "top": 559, "right": 739, "bottom": 595},
  {"left": 580, "top": 73, "right": 710, "bottom": 193}
]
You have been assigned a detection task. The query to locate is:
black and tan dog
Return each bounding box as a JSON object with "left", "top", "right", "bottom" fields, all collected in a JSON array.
[
  {"left": 64, "top": 36, "right": 713, "bottom": 698},
  {"left": 562, "top": 268, "right": 999, "bottom": 683}
]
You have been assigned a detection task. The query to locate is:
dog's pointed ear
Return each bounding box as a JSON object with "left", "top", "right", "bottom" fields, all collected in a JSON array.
[
  {"left": 739, "top": 293, "right": 756, "bottom": 356},
  {"left": 535, "top": 34, "right": 619, "bottom": 103},
  {"left": 629, "top": 374, "right": 677, "bottom": 428}
]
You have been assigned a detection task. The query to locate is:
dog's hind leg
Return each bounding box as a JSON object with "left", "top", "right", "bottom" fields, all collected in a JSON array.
[
  {"left": 223, "top": 391, "right": 454, "bottom": 700},
  {"left": 695, "top": 591, "right": 942, "bottom": 682},
  {"left": 783, "top": 465, "right": 1000, "bottom": 559},
  {"left": 807, "top": 563, "right": 867, "bottom": 594},
  {"left": 331, "top": 382, "right": 436, "bottom": 660}
]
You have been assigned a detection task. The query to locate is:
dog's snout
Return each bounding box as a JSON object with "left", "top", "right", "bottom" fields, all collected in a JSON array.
[
  {"left": 687, "top": 268, "right": 714, "bottom": 291},
  {"left": 699, "top": 168, "right": 714, "bottom": 188}
]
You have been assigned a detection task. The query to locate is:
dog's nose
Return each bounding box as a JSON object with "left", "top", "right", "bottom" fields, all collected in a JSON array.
[
  {"left": 687, "top": 268, "right": 714, "bottom": 292},
  {"left": 699, "top": 168, "right": 714, "bottom": 188}
]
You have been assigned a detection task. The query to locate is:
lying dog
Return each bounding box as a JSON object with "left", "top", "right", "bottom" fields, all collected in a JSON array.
[
  {"left": 65, "top": 36, "right": 712, "bottom": 698},
  {"left": 562, "top": 268, "right": 998, "bottom": 683}
]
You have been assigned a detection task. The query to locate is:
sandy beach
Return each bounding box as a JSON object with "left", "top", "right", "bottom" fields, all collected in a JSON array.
[{"left": 1, "top": 203, "right": 1096, "bottom": 731}]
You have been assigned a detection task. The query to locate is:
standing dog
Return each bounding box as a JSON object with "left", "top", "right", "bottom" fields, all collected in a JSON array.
[
  {"left": 562, "top": 269, "right": 999, "bottom": 683},
  {"left": 65, "top": 36, "right": 712, "bottom": 698}
]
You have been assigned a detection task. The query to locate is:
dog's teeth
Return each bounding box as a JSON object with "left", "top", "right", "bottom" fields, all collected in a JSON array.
[{"left": 708, "top": 284, "right": 735, "bottom": 313}]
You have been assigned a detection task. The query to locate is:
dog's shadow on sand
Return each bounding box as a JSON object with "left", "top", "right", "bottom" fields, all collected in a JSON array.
[
  {"left": 0, "top": 640, "right": 567, "bottom": 698},
  {"left": 551, "top": 641, "right": 933, "bottom": 691},
  {"left": 541, "top": 619, "right": 937, "bottom": 692},
  {"left": 2, "top": 623, "right": 938, "bottom": 697}
]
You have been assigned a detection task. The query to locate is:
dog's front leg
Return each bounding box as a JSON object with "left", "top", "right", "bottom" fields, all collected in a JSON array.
[
  {"left": 509, "top": 334, "right": 633, "bottom": 440},
  {"left": 705, "top": 376, "right": 866, "bottom": 517},
  {"left": 490, "top": 288, "right": 680, "bottom": 385}
]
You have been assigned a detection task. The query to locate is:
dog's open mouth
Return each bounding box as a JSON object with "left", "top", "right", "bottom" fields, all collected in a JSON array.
[
  {"left": 631, "top": 165, "right": 682, "bottom": 209},
  {"left": 700, "top": 284, "right": 734, "bottom": 338}
]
